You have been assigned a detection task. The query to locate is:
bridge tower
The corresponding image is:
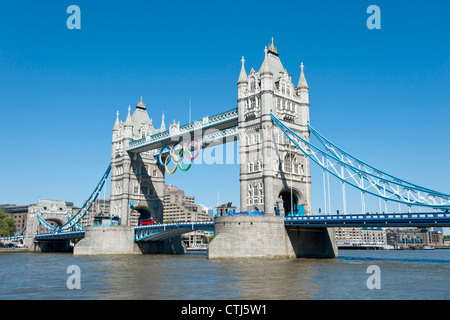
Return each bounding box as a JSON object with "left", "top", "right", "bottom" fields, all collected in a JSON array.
[
  {"left": 208, "top": 40, "right": 337, "bottom": 259},
  {"left": 24, "top": 199, "right": 72, "bottom": 251},
  {"left": 238, "top": 39, "right": 312, "bottom": 216},
  {"left": 110, "top": 98, "right": 166, "bottom": 226}
]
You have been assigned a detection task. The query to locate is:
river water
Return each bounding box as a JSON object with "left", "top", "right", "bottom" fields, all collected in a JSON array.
[{"left": 0, "top": 249, "right": 449, "bottom": 300}]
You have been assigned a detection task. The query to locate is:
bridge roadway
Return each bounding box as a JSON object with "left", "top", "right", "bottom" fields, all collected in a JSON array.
[
  {"left": 126, "top": 108, "right": 238, "bottom": 154},
  {"left": 31, "top": 212, "right": 450, "bottom": 243}
]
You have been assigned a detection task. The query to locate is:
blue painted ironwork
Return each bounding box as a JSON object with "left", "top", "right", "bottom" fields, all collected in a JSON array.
[
  {"left": 226, "top": 211, "right": 264, "bottom": 216},
  {"left": 29, "top": 212, "right": 450, "bottom": 243},
  {"left": 36, "top": 164, "right": 111, "bottom": 232},
  {"left": 285, "top": 212, "right": 450, "bottom": 227},
  {"left": 35, "top": 230, "right": 86, "bottom": 240},
  {"left": 135, "top": 221, "right": 215, "bottom": 242},
  {"left": 271, "top": 112, "right": 450, "bottom": 210}
]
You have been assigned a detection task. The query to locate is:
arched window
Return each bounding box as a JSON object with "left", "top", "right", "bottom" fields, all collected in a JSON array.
[
  {"left": 293, "top": 157, "right": 299, "bottom": 174},
  {"left": 284, "top": 153, "right": 293, "bottom": 173}
]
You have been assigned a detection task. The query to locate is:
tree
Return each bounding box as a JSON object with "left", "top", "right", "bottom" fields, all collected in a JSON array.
[{"left": 0, "top": 210, "right": 16, "bottom": 237}]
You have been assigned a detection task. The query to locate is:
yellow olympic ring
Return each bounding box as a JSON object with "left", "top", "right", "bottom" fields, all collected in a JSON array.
[{"left": 164, "top": 153, "right": 178, "bottom": 174}]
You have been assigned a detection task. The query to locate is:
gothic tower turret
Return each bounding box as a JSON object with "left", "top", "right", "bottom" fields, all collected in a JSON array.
[
  {"left": 237, "top": 39, "right": 312, "bottom": 216},
  {"left": 110, "top": 98, "right": 166, "bottom": 226}
]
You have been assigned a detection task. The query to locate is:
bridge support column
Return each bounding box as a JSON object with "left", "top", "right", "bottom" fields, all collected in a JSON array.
[
  {"left": 208, "top": 216, "right": 338, "bottom": 259},
  {"left": 208, "top": 215, "right": 295, "bottom": 259},
  {"left": 74, "top": 226, "right": 140, "bottom": 255}
]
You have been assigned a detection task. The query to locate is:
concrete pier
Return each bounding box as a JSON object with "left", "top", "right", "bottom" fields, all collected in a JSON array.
[
  {"left": 208, "top": 215, "right": 295, "bottom": 259},
  {"left": 73, "top": 225, "right": 186, "bottom": 255},
  {"left": 207, "top": 215, "right": 338, "bottom": 259},
  {"left": 74, "top": 226, "right": 140, "bottom": 255}
]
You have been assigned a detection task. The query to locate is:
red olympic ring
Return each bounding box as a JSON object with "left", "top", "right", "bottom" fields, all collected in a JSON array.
[{"left": 184, "top": 139, "right": 200, "bottom": 160}]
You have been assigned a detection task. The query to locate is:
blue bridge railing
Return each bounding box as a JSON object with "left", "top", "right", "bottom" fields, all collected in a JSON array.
[
  {"left": 31, "top": 212, "right": 450, "bottom": 243},
  {"left": 285, "top": 212, "right": 450, "bottom": 227}
]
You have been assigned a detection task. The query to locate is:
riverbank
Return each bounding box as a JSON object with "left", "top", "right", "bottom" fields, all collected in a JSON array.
[{"left": 0, "top": 248, "right": 32, "bottom": 253}]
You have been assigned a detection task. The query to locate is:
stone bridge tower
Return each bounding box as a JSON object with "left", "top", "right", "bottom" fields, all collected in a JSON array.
[
  {"left": 208, "top": 40, "right": 338, "bottom": 260},
  {"left": 237, "top": 39, "right": 312, "bottom": 217},
  {"left": 24, "top": 199, "right": 73, "bottom": 250},
  {"left": 110, "top": 98, "right": 166, "bottom": 226}
]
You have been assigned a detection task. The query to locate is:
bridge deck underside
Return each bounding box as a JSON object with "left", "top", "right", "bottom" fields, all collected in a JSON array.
[{"left": 136, "top": 228, "right": 197, "bottom": 242}]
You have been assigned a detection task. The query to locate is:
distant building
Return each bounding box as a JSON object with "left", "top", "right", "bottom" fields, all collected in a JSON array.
[
  {"left": 81, "top": 198, "right": 111, "bottom": 227},
  {"left": 335, "top": 227, "right": 387, "bottom": 249},
  {"left": 163, "top": 185, "right": 213, "bottom": 246},
  {"left": 216, "top": 202, "right": 237, "bottom": 216},
  {"left": 1, "top": 198, "right": 112, "bottom": 237},
  {"left": 0, "top": 204, "right": 28, "bottom": 234},
  {"left": 386, "top": 228, "right": 444, "bottom": 249}
]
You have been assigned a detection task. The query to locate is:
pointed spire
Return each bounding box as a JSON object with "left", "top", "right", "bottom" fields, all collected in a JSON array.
[
  {"left": 137, "top": 96, "right": 146, "bottom": 110},
  {"left": 268, "top": 37, "right": 277, "bottom": 54},
  {"left": 260, "top": 47, "right": 272, "bottom": 75},
  {"left": 238, "top": 56, "right": 248, "bottom": 84},
  {"left": 160, "top": 112, "right": 166, "bottom": 132},
  {"left": 298, "top": 62, "right": 308, "bottom": 89},
  {"left": 125, "top": 105, "right": 132, "bottom": 126},
  {"left": 113, "top": 110, "right": 120, "bottom": 130}
]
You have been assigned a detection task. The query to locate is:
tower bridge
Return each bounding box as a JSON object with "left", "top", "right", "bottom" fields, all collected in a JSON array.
[{"left": 23, "top": 39, "right": 450, "bottom": 258}]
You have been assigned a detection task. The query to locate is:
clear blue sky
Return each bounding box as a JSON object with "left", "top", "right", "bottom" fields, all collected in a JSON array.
[{"left": 0, "top": 0, "right": 449, "bottom": 214}]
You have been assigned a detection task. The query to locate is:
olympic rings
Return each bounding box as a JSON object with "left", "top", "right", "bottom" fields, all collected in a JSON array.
[{"left": 159, "top": 139, "right": 200, "bottom": 174}]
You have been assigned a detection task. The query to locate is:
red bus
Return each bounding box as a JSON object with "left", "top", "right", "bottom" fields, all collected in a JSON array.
[{"left": 139, "top": 218, "right": 156, "bottom": 226}]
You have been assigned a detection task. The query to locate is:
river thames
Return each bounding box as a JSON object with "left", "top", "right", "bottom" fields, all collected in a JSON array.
[{"left": 0, "top": 249, "right": 449, "bottom": 300}]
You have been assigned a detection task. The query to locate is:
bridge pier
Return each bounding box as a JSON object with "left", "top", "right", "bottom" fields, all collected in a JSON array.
[
  {"left": 207, "top": 215, "right": 337, "bottom": 259},
  {"left": 208, "top": 215, "right": 294, "bottom": 259},
  {"left": 74, "top": 226, "right": 140, "bottom": 255},
  {"left": 73, "top": 225, "right": 186, "bottom": 255}
]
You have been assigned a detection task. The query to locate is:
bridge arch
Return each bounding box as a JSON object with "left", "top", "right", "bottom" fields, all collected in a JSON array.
[
  {"left": 278, "top": 187, "right": 305, "bottom": 216},
  {"left": 132, "top": 205, "right": 157, "bottom": 223}
]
